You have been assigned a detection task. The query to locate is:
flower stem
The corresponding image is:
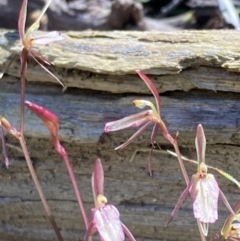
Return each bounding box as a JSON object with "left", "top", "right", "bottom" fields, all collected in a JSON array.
[
  {"left": 61, "top": 149, "right": 89, "bottom": 229},
  {"left": 19, "top": 49, "right": 28, "bottom": 134},
  {"left": 19, "top": 135, "right": 64, "bottom": 241},
  {"left": 160, "top": 126, "right": 189, "bottom": 186}
]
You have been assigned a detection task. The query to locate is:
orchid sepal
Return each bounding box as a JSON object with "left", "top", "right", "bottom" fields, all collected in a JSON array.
[
  {"left": 136, "top": 69, "right": 160, "bottom": 114},
  {"left": 104, "top": 110, "right": 154, "bottom": 133},
  {"left": 32, "top": 31, "right": 64, "bottom": 45}
]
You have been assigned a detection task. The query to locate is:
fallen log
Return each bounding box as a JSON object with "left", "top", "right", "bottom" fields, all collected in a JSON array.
[{"left": 0, "top": 29, "right": 240, "bottom": 241}]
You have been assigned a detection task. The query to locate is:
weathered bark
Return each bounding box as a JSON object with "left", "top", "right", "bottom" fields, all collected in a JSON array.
[
  {"left": 0, "top": 30, "right": 240, "bottom": 241},
  {"left": 1, "top": 30, "right": 240, "bottom": 94}
]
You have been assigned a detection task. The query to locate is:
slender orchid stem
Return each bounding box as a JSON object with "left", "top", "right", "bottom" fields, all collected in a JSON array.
[
  {"left": 18, "top": 135, "right": 64, "bottom": 241},
  {"left": 122, "top": 223, "right": 137, "bottom": 241},
  {"left": 19, "top": 49, "right": 28, "bottom": 134},
  {"left": 0, "top": 121, "right": 9, "bottom": 168},
  {"left": 172, "top": 141, "right": 189, "bottom": 186},
  {"left": 159, "top": 123, "right": 189, "bottom": 185},
  {"left": 63, "top": 154, "right": 89, "bottom": 229},
  {"left": 58, "top": 147, "right": 89, "bottom": 229}
]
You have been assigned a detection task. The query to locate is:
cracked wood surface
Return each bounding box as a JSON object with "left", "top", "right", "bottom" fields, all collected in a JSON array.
[{"left": 0, "top": 29, "right": 240, "bottom": 241}]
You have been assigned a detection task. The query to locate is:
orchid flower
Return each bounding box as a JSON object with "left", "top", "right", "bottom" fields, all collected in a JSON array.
[
  {"left": 166, "top": 124, "right": 235, "bottom": 239},
  {"left": 222, "top": 220, "right": 240, "bottom": 241},
  {"left": 0, "top": 114, "right": 63, "bottom": 241},
  {"left": 105, "top": 69, "right": 189, "bottom": 183},
  {"left": 221, "top": 200, "right": 240, "bottom": 241},
  {"left": 25, "top": 100, "right": 89, "bottom": 229},
  {"left": 18, "top": 0, "right": 64, "bottom": 134},
  {"left": 84, "top": 158, "right": 136, "bottom": 241}
]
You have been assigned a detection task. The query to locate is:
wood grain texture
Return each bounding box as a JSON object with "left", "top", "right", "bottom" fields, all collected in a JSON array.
[
  {"left": 1, "top": 29, "right": 240, "bottom": 93},
  {"left": 0, "top": 30, "right": 240, "bottom": 241}
]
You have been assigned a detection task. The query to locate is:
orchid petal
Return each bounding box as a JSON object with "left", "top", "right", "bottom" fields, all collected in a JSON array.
[
  {"left": 25, "top": 0, "right": 53, "bottom": 39},
  {"left": 104, "top": 110, "right": 153, "bottom": 133},
  {"left": 219, "top": 189, "right": 235, "bottom": 216},
  {"left": 29, "top": 51, "right": 64, "bottom": 87},
  {"left": 214, "top": 168, "right": 240, "bottom": 188},
  {"left": 33, "top": 31, "right": 64, "bottom": 45},
  {"left": 92, "top": 159, "right": 104, "bottom": 206},
  {"left": 84, "top": 221, "right": 96, "bottom": 241},
  {"left": 18, "top": 0, "right": 27, "bottom": 44},
  {"left": 133, "top": 100, "right": 159, "bottom": 117},
  {"left": 122, "top": 223, "right": 137, "bottom": 241},
  {"left": 115, "top": 121, "right": 152, "bottom": 150},
  {"left": 165, "top": 186, "right": 189, "bottom": 227},
  {"left": 136, "top": 70, "right": 161, "bottom": 114},
  {"left": 30, "top": 48, "right": 52, "bottom": 65},
  {"left": 35, "top": 0, "right": 53, "bottom": 24},
  {"left": 94, "top": 205, "right": 125, "bottom": 241},
  {"left": 26, "top": 23, "right": 40, "bottom": 41}
]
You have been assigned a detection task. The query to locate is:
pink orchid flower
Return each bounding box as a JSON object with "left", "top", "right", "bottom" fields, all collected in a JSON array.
[
  {"left": 105, "top": 69, "right": 189, "bottom": 183},
  {"left": 84, "top": 158, "right": 136, "bottom": 241},
  {"left": 18, "top": 0, "right": 64, "bottom": 133},
  {"left": 166, "top": 124, "right": 235, "bottom": 238},
  {"left": 104, "top": 70, "right": 168, "bottom": 148},
  {"left": 19, "top": 0, "right": 64, "bottom": 85},
  {"left": 25, "top": 101, "right": 89, "bottom": 229},
  {"left": 221, "top": 202, "right": 240, "bottom": 241}
]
